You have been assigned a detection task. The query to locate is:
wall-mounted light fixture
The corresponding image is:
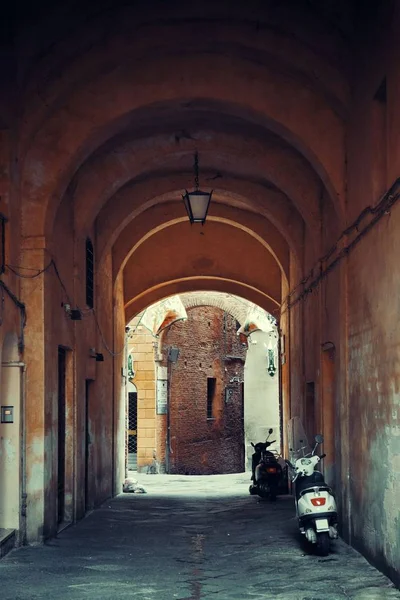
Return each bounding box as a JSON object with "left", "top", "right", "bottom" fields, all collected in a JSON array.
[
  {"left": 182, "top": 151, "right": 212, "bottom": 224},
  {"left": 63, "top": 303, "right": 82, "bottom": 320},
  {"left": 89, "top": 348, "right": 104, "bottom": 362}
]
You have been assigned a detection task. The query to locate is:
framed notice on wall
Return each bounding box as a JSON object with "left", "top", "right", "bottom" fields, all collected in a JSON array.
[{"left": 156, "top": 379, "right": 168, "bottom": 414}]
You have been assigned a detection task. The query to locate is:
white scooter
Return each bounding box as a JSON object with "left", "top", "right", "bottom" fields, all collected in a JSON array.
[{"left": 286, "top": 418, "right": 338, "bottom": 555}]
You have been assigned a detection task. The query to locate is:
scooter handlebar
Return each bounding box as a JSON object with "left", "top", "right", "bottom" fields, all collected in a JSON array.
[{"left": 320, "top": 453, "right": 326, "bottom": 459}]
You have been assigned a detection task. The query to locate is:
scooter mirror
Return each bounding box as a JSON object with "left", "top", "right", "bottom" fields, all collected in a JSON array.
[
  {"left": 315, "top": 434, "right": 324, "bottom": 444},
  {"left": 268, "top": 428, "right": 273, "bottom": 434}
]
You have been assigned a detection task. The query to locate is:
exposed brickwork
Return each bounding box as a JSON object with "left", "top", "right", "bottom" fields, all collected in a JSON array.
[
  {"left": 160, "top": 306, "right": 246, "bottom": 475},
  {"left": 179, "top": 292, "right": 248, "bottom": 325}
]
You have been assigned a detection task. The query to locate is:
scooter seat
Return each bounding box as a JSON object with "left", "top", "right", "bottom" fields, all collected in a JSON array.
[{"left": 295, "top": 471, "right": 327, "bottom": 499}]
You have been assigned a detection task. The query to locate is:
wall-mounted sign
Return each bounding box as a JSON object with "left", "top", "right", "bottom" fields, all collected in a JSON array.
[
  {"left": 1, "top": 406, "right": 14, "bottom": 423},
  {"left": 156, "top": 380, "right": 168, "bottom": 414}
]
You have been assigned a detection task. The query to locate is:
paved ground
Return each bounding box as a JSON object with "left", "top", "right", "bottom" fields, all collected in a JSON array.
[{"left": 1, "top": 473, "right": 399, "bottom": 600}]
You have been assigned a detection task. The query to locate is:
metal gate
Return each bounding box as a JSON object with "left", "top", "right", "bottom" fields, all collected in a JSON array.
[{"left": 128, "top": 392, "right": 137, "bottom": 471}]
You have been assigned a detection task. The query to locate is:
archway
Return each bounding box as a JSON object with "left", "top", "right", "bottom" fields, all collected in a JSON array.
[{"left": 126, "top": 292, "right": 280, "bottom": 476}]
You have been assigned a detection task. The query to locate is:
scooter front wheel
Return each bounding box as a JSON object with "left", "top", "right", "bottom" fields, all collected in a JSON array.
[{"left": 316, "top": 532, "right": 330, "bottom": 556}]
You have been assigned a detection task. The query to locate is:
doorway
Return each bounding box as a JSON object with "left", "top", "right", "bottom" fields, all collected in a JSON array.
[
  {"left": 85, "top": 380, "right": 92, "bottom": 511},
  {"left": 305, "top": 381, "right": 316, "bottom": 444},
  {"left": 321, "top": 345, "right": 336, "bottom": 486},
  {"left": 57, "top": 347, "right": 66, "bottom": 525}
]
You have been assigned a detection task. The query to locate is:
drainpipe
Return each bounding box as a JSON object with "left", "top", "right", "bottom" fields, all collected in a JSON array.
[{"left": 2, "top": 361, "right": 27, "bottom": 546}]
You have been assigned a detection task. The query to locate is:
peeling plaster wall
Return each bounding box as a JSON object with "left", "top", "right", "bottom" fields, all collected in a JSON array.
[
  {"left": 343, "top": 5, "right": 400, "bottom": 584},
  {"left": 347, "top": 211, "right": 400, "bottom": 585},
  {"left": 20, "top": 192, "right": 116, "bottom": 542}
]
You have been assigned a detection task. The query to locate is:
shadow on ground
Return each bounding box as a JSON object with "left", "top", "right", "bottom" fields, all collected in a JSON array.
[{"left": 0, "top": 473, "right": 399, "bottom": 600}]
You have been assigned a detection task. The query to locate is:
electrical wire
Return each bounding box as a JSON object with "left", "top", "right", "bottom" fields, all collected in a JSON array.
[
  {"left": 6, "top": 253, "right": 139, "bottom": 358},
  {"left": 92, "top": 308, "right": 126, "bottom": 357},
  {"left": 280, "top": 178, "right": 400, "bottom": 316},
  {"left": 49, "top": 260, "right": 73, "bottom": 305},
  {"left": 6, "top": 262, "right": 53, "bottom": 279},
  {"left": 7, "top": 177, "right": 399, "bottom": 348}
]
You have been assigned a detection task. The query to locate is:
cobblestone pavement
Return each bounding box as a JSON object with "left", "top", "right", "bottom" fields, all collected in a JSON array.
[{"left": 1, "top": 473, "right": 399, "bottom": 600}]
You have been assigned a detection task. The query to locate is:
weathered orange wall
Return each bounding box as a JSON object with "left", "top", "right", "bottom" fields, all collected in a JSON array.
[{"left": 339, "top": 7, "right": 400, "bottom": 583}]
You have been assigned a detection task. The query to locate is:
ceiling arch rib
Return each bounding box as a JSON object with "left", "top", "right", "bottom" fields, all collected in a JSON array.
[
  {"left": 21, "top": 6, "right": 350, "bottom": 147},
  {"left": 73, "top": 122, "right": 326, "bottom": 238},
  {"left": 178, "top": 292, "right": 255, "bottom": 327},
  {"left": 125, "top": 278, "right": 280, "bottom": 325},
  {"left": 111, "top": 206, "right": 290, "bottom": 283},
  {"left": 20, "top": 54, "right": 345, "bottom": 238},
  {"left": 95, "top": 176, "right": 303, "bottom": 268},
  {"left": 122, "top": 219, "right": 282, "bottom": 321}
]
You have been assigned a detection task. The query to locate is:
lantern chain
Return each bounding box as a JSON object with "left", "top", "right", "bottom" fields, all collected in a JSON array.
[{"left": 194, "top": 151, "right": 199, "bottom": 190}]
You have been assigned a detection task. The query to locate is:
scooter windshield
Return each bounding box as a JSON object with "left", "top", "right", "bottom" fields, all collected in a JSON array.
[{"left": 287, "top": 417, "right": 312, "bottom": 463}]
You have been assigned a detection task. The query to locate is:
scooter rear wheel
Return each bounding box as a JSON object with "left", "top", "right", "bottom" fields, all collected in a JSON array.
[
  {"left": 269, "top": 486, "right": 277, "bottom": 501},
  {"left": 316, "top": 532, "right": 330, "bottom": 556}
]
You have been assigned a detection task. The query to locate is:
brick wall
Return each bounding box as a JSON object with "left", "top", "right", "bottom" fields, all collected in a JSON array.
[{"left": 160, "top": 306, "right": 246, "bottom": 474}]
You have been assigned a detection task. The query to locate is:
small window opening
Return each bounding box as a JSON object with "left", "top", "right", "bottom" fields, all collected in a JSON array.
[
  {"left": 86, "top": 238, "right": 94, "bottom": 308},
  {"left": 207, "top": 377, "right": 216, "bottom": 419}
]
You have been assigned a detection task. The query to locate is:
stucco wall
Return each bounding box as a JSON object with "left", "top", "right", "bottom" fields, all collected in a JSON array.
[
  {"left": 244, "top": 329, "right": 280, "bottom": 470},
  {"left": 128, "top": 323, "right": 157, "bottom": 471}
]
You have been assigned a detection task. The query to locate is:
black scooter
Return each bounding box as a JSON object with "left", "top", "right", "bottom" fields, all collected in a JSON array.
[{"left": 249, "top": 428, "right": 283, "bottom": 500}]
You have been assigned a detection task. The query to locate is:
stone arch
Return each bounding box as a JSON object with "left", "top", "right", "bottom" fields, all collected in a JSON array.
[
  {"left": 21, "top": 4, "right": 349, "bottom": 146},
  {"left": 73, "top": 123, "right": 327, "bottom": 237},
  {"left": 117, "top": 215, "right": 288, "bottom": 281},
  {"left": 20, "top": 58, "right": 345, "bottom": 238},
  {"left": 179, "top": 292, "right": 250, "bottom": 326},
  {"left": 125, "top": 277, "right": 280, "bottom": 324},
  {"left": 121, "top": 219, "right": 284, "bottom": 321},
  {"left": 100, "top": 180, "right": 302, "bottom": 272}
]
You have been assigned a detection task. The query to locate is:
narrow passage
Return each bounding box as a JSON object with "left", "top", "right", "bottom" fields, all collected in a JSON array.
[{"left": 1, "top": 474, "right": 399, "bottom": 600}]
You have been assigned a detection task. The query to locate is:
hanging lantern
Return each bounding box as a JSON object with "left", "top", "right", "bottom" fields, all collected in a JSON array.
[{"left": 182, "top": 151, "right": 213, "bottom": 224}]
